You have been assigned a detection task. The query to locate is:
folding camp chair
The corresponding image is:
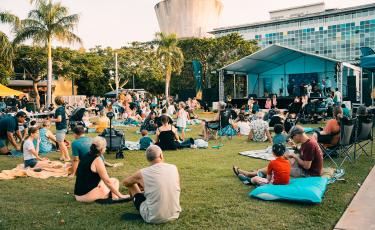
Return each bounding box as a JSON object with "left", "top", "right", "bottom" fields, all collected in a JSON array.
[
  {"left": 354, "top": 115, "right": 373, "bottom": 160},
  {"left": 319, "top": 118, "right": 356, "bottom": 169}
]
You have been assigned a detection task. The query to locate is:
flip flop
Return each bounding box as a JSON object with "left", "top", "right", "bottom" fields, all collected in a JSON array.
[
  {"left": 232, "top": 166, "right": 240, "bottom": 176},
  {"left": 96, "top": 196, "right": 132, "bottom": 205}
]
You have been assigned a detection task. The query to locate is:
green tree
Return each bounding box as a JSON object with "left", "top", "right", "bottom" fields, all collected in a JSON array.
[
  {"left": 13, "top": 45, "right": 46, "bottom": 109},
  {"left": 14, "top": 0, "right": 82, "bottom": 105},
  {"left": 154, "top": 32, "right": 184, "bottom": 99},
  {"left": 0, "top": 11, "right": 20, "bottom": 84}
]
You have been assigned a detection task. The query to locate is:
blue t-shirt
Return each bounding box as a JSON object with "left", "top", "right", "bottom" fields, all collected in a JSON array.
[
  {"left": 343, "top": 107, "right": 351, "bottom": 117},
  {"left": 72, "top": 136, "right": 92, "bottom": 159},
  {"left": 55, "top": 106, "right": 67, "bottom": 130},
  {"left": 139, "top": 136, "right": 153, "bottom": 150},
  {"left": 0, "top": 116, "right": 18, "bottom": 139},
  {"left": 273, "top": 133, "right": 287, "bottom": 145}
]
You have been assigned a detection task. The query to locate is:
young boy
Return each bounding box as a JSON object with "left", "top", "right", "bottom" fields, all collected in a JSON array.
[
  {"left": 139, "top": 130, "right": 153, "bottom": 150},
  {"left": 272, "top": 124, "right": 287, "bottom": 145},
  {"left": 250, "top": 143, "right": 290, "bottom": 186}
]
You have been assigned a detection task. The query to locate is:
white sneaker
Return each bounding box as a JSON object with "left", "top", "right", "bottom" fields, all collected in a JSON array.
[{"left": 190, "top": 144, "right": 197, "bottom": 149}]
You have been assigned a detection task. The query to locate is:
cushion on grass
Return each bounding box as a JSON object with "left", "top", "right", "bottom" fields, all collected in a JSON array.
[{"left": 249, "top": 177, "right": 328, "bottom": 203}]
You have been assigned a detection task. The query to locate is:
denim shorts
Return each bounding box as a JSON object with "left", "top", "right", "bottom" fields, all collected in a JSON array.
[
  {"left": 0, "top": 139, "right": 7, "bottom": 148},
  {"left": 56, "top": 129, "right": 67, "bottom": 142},
  {"left": 24, "top": 159, "right": 37, "bottom": 168}
]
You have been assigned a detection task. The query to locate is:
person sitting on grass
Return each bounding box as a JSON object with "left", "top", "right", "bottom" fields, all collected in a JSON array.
[
  {"left": 233, "top": 143, "right": 290, "bottom": 186},
  {"left": 0, "top": 111, "right": 27, "bottom": 155},
  {"left": 23, "top": 126, "right": 51, "bottom": 168},
  {"left": 235, "top": 114, "right": 250, "bottom": 136},
  {"left": 95, "top": 111, "right": 109, "bottom": 134},
  {"left": 236, "top": 126, "right": 323, "bottom": 178},
  {"left": 123, "top": 145, "right": 181, "bottom": 224},
  {"left": 74, "top": 136, "right": 130, "bottom": 203},
  {"left": 272, "top": 124, "right": 287, "bottom": 145},
  {"left": 71, "top": 126, "right": 92, "bottom": 176},
  {"left": 139, "top": 130, "right": 153, "bottom": 150},
  {"left": 248, "top": 112, "right": 272, "bottom": 143},
  {"left": 39, "top": 120, "right": 57, "bottom": 155}
]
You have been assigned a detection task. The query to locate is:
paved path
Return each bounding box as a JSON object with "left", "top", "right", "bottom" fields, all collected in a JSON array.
[{"left": 334, "top": 165, "right": 375, "bottom": 230}]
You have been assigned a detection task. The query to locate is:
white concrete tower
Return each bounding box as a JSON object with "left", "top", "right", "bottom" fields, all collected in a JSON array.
[{"left": 154, "top": 0, "right": 223, "bottom": 38}]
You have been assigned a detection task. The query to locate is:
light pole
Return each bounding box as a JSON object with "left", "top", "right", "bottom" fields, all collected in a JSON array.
[{"left": 115, "top": 53, "right": 119, "bottom": 98}]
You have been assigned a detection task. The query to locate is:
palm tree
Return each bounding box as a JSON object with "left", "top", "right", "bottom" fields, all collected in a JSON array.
[
  {"left": 14, "top": 0, "right": 82, "bottom": 106},
  {"left": 155, "top": 32, "right": 184, "bottom": 99},
  {"left": 0, "top": 11, "right": 20, "bottom": 83}
]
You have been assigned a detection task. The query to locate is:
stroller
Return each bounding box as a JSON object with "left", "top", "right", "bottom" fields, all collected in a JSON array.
[
  {"left": 99, "top": 128, "right": 126, "bottom": 158},
  {"left": 69, "top": 107, "right": 86, "bottom": 131}
]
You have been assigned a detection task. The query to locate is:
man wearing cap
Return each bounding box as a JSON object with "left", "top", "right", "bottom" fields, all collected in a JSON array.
[
  {"left": 285, "top": 125, "right": 323, "bottom": 177},
  {"left": 235, "top": 125, "right": 323, "bottom": 178},
  {"left": 0, "top": 111, "right": 27, "bottom": 155},
  {"left": 123, "top": 145, "right": 181, "bottom": 224}
]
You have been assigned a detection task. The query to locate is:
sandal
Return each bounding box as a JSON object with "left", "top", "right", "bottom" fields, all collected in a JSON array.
[{"left": 232, "top": 166, "right": 240, "bottom": 176}]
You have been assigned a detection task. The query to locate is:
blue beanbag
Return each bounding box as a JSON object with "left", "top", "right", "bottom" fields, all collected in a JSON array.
[{"left": 249, "top": 177, "right": 328, "bottom": 203}]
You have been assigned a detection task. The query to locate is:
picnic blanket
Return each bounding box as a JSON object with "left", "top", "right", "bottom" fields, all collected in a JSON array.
[
  {"left": 0, "top": 161, "right": 71, "bottom": 180},
  {"left": 125, "top": 141, "right": 140, "bottom": 151},
  {"left": 239, "top": 147, "right": 282, "bottom": 161}
]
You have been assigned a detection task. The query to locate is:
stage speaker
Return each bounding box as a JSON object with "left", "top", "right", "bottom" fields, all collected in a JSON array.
[
  {"left": 363, "top": 78, "right": 372, "bottom": 106},
  {"left": 347, "top": 75, "right": 357, "bottom": 102}
]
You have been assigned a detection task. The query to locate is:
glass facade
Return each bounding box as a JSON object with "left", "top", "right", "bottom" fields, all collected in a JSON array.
[{"left": 212, "top": 5, "right": 375, "bottom": 62}]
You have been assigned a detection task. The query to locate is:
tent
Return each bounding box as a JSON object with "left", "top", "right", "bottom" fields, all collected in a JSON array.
[
  {"left": 218, "top": 44, "right": 361, "bottom": 102},
  {"left": 360, "top": 47, "right": 375, "bottom": 107},
  {"left": 0, "top": 84, "right": 24, "bottom": 97}
]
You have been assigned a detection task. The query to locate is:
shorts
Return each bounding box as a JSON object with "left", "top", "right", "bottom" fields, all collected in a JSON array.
[
  {"left": 133, "top": 193, "right": 146, "bottom": 211},
  {"left": 0, "top": 139, "right": 7, "bottom": 148},
  {"left": 24, "top": 159, "right": 37, "bottom": 168},
  {"left": 56, "top": 129, "right": 67, "bottom": 142},
  {"left": 290, "top": 158, "right": 308, "bottom": 178}
]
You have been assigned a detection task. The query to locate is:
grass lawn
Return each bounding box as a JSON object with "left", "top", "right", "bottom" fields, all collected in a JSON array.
[{"left": 0, "top": 112, "right": 374, "bottom": 230}]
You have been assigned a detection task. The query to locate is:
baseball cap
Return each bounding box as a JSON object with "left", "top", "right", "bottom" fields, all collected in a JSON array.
[
  {"left": 287, "top": 125, "right": 305, "bottom": 139},
  {"left": 15, "top": 111, "right": 27, "bottom": 118}
]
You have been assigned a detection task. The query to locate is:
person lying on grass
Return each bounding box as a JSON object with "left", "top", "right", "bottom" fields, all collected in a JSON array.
[
  {"left": 123, "top": 145, "right": 181, "bottom": 224},
  {"left": 74, "top": 136, "right": 130, "bottom": 203},
  {"left": 233, "top": 143, "right": 290, "bottom": 185},
  {"left": 234, "top": 125, "right": 323, "bottom": 179},
  {"left": 23, "top": 126, "right": 52, "bottom": 169}
]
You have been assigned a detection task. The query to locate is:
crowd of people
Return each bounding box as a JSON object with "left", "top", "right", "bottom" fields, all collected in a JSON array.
[{"left": 0, "top": 88, "right": 373, "bottom": 224}]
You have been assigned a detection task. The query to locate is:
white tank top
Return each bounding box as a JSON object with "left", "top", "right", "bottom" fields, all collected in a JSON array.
[{"left": 140, "top": 163, "right": 181, "bottom": 224}]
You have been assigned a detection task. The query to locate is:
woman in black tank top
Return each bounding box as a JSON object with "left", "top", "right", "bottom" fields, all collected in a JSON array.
[
  {"left": 156, "top": 115, "right": 180, "bottom": 150},
  {"left": 74, "top": 136, "right": 130, "bottom": 202}
]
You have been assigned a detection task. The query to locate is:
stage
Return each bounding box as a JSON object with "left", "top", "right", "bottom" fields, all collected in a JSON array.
[{"left": 230, "top": 97, "right": 325, "bottom": 109}]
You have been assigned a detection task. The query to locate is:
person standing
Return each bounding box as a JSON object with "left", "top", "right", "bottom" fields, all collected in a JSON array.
[
  {"left": 325, "top": 77, "right": 332, "bottom": 95},
  {"left": 50, "top": 96, "right": 69, "bottom": 161},
  {"left": 123, "top": 145, "right": 181, "bottom": 224},
  {"left": 333, "top": 88, "right": 342, "bottom": 105}
]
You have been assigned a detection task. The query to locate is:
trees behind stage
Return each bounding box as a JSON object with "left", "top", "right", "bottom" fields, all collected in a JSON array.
[{"left": 11, "top": 33, "right": 259, "bottom": 99}]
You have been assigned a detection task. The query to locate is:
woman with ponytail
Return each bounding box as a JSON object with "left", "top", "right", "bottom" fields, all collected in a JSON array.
[{"left": 74, "top": 136, "right": 130, "bottom": 203}]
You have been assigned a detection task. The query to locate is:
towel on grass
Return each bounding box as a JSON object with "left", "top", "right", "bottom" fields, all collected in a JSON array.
[
  {"left": 0, "top": 161, "right": 71, "bottom": 180},
  {"left": 239, "top": 147, "right": 295, "bottom": 161},
  {"left": 125, "top": 141, "right": 140, "bottom": 151}
]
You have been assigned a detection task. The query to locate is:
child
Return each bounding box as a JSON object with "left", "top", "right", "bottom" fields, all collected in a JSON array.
[
  {"left": 250, "top": 143, "right": 290, "bottom": 186},
  {"left": 176, "top": 102, "right": 189, "bottom": 141},
  {"left": 23, "top": 127, "right": 49, "bottom": 168},
  {"left": 272, "top": 124, "right": 287, "bottom": 145},
  {"left": 139, "top": 130, "right": 153, "bottom": 150},
  {"left": 236, "top": 114, "right": 250, "bottom": 136}
]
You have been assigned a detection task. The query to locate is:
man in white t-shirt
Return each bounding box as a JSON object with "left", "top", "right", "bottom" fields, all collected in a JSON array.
[{"left": 123, "top": 145, "right": 181, "bottom": 224}]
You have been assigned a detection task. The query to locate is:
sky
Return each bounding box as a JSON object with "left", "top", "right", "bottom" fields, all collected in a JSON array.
[{"left": 1, "top": 0, "right": 374, "bottom": 49}]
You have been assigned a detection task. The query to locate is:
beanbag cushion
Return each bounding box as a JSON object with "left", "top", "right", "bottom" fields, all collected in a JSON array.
[{"left": 249, "top": 177, "right": 328, "bottom": 203}]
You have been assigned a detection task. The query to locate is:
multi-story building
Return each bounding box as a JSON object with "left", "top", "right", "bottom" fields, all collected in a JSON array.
[{"left": 211, "top": 2, "right": 375, "bottom": 63}]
